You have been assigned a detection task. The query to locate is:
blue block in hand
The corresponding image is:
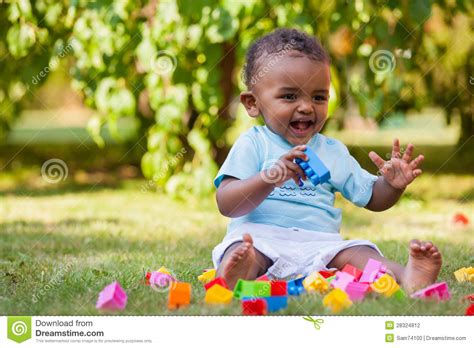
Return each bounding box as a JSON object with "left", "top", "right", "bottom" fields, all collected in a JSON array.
[{"left": 295, "top": 147, "right": 331, "bottom": 186}]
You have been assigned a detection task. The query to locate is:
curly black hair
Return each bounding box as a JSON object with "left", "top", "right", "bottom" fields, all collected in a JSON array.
[{"left": 243, "top": 28, "right": 330, "bottom": 89}]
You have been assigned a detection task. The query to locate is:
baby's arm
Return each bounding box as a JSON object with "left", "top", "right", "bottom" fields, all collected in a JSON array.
[
  {"left": 365, "top": 139, "right": 424, "bottom": 212},
  {"left": 216, "top": 145, "right": 308, "bottom": 217}
]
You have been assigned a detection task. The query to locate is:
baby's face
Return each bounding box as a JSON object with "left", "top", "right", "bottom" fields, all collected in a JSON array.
[{"left": 244, "top": 51, "right": 331, "bottom": 146}]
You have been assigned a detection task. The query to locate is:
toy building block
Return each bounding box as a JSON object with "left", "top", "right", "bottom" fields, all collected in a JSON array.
[
  {"left": 295, "top": 147, "right": 331, "bottom": 186},
  {"left": 454, "top": 267, "right": 474, "bottom": 283},
  {"left": 144, "top": 271, "right": 152, "bottom": 285},
  {"left": 331, "top": 271, "right": 355, "bottom": 291},
  {"left": 453, "top": 213, "right": 469, "bottom": 225},
  {"left": 302, "top": 272, "right": 329, "bottom": 294},
  {"left": 263, "top": 296, "right": 288, "bottom": 312},
  {"left": 233, "top": 280, "right": 271, "bottom": 299},
  {"left": 323, "top": 288, "right": 352, "bottom": 313},
  {"left": 370, "top": 274, "right": 400, "bottom": 297},
  {"left": 96, "top": 281, "right": 127, "bottom": 311},
  {"left": 198, "top": 269, "right": 216, "bottom": 284},
  {"left": 205, "top": 284, "right": 233, "bottom": 305},
  {"left": 157, "top": 266, "right": 171, "bottom": 275},
  {"left": 466, "top": 303, "right": 474, "bottom": 316},
  {"left": 393, "top": 289, "right": 407, "bottom": 300},
  {"left": 319, "top": 270, "right": 335, "bottom": 278},
  {"left": 341, "top": 264, "right": 363, "bottom": 281},
  {"left": 168, "top": 282, "right": 191, "bottom": 310},
  {"left": 287, "top": 277, "right": 306, "bottom": 296},
  {"left": 242, "top": 298, "right": 267, "bottom": 315},
  {"left": 149, "top": 271, "right": 175, "bottom": 288},
  {"left": 257, "top": 274, "right": 270, "bottom": 281},
  {"left": 345, "top": 282, "right": 370, "bottom": 302},
  {"left": 326, "top": 275, "right": 336, "bottom": 284},
  {"left": 411, "top": 281, "right": 451, "bottom": 301},
  {"left": 359, "top": 259, "right": 387, "bottom": 283},
  {"left": 270, "top": 280, "right": 287, "bottom": 296},
  {"left": 204, "top": 277, "right": 229, "bottom": 291}
]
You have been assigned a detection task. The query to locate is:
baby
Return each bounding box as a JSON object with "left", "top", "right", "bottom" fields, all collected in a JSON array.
[{"left": 212, "top": 28, "right": 441, "bottom": 292}]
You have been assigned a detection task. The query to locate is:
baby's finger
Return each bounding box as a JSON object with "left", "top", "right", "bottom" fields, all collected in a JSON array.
[
  {"left": 285, "top": 160, "right": 307, "bottom": 180},
  {"left": 369, "top": 151, "right": 385, "bottom": 170},
  {"left": 288, "top": 150, "right": 308, "bottom": 161},
  {"left": 392, "top": 138, "right": 401, "bottom": 159},
  {"left": 402, "top": 143, "right": 414, "bottom": 162},
  {"left": 413, "top": 169, "right": 422, "bottom": 177},
  {"left": 409, "top": 154, "right": 424, "bottom": 169}
]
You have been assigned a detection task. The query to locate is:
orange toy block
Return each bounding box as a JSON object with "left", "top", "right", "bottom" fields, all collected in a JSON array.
[{"left": 168, "top": 282, "right": 191, "bottom": 310}]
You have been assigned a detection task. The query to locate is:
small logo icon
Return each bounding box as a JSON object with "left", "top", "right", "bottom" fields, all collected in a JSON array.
[
  {"left": 303, "top": 316, "right": 324, "bottom": 330},
  {"left": 385, "top": 321, "right": 394, "bottom": 330},
  {"left": 7, "top": 316, "right": 32, "bottom": 343},
  {"left": 385, "top": 333, "right": 394, "bottom": 343}
]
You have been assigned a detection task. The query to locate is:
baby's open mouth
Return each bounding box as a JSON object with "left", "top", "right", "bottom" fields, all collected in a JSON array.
[{"left": 289, "top": 120, "right": 315, "bottom": 135}]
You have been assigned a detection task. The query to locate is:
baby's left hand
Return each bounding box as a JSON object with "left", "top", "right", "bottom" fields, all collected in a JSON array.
[{"left": 369, "top": 139, "right": 424, "bottom": 189}]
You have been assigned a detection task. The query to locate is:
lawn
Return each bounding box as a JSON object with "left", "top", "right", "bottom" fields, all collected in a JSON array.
[{"left": 1, "top": 172, "right": 472, "bottom": 316}]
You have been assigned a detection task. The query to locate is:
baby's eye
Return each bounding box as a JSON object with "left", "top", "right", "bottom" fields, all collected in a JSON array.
[
  {"left": 313, "top": 95, "right": 327, "bottom": 102},
  {"left": 281, "top": 94, "right": 296, "bottom": 100}
]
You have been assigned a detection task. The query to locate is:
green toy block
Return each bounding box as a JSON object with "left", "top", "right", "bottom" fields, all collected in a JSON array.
[
  {"left": 233, "top": 279, "right": 271, "bottom": 299},
  {"left": 326, "top": 275, "right": 336, "bottom": 284},
  {"left": 393, "top": 289, "right": 406, "bottom": 300}
]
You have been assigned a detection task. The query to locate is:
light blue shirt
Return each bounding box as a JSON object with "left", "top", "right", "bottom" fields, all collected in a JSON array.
[{"left": 214, "top": 126, "right": 378, "bottom": 234}]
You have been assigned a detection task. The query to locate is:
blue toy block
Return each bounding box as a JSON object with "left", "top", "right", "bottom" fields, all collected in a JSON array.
[
  {"left": 287, "top": 277, "right": 306, "bottom": 296},
  {"left": 264, "top": 296, "right": 288, "bottom": 312},
  {"left": 295, "top": 147, "right": 330, "bottom": 186}
]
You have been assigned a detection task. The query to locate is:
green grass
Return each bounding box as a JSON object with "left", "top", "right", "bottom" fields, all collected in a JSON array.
[{"left": 0, "top": 173, "right": 472, "bottom": 316}]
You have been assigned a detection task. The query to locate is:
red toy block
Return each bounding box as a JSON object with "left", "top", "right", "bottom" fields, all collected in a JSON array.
[
  {"left": 204, "top": 277, "right": 229, "bottom": 291},
  {"left": 257, "top": 274, "right": 270, "bottom": 281},
  {"left": 453, "top": 213, "right": 469, "bottom": 225},
  {"left": 145, "top": 272, "right": 151, "bottom": 285},
  {"left": 341, "top": 264, "right": 363, "bottom": 281},
  {"left": 242, "top": 298, "right": 267, "bottom": 315},
  {"left": 270, "top": 280, "right": 287, "bottom": 296},
  {"left": 319, "top": 270, "right": 335, "bottom": 278},
  {"left": 466, "top": 304, "right": 474, "bottom": 316}
]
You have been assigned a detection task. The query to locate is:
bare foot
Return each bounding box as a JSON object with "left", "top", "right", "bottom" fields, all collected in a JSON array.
[
  {"left": 402, "top": 240, "right": 442, "bottom": 292},
  {"left": 218, "top": 233, "right": 258, "bottom": 290}
]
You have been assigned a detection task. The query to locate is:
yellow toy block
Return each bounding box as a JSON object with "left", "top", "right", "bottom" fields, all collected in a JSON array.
[
  {"left": 157, "top": 266, "right": 171, "bottom": 275},
  {"left": 302, "top": 271, "right": 329, "bottom": 294},
  {"left": 204, "top": 284, "right": 233, "bottom": 305},
  {"left": 370, "top": 274, "right": 400, "bottom": 297},
  {"left": 198, "top": 269, "right": 216, "bottom": 284},
  {"left": 454, "top": 267, "right": 474, "bottom": 283},
  {"left": 323, "top": 288, "right": 352, "bottom": 313}
]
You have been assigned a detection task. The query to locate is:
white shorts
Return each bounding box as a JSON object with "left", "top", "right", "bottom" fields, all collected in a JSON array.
[{"left": 212, "top": 222, "right": 383, "bottom": 279}]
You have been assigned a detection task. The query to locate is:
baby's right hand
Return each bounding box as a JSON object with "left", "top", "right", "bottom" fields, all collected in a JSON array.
[{"left": 261, "top": 145, "right": 309, "bottom": 187}]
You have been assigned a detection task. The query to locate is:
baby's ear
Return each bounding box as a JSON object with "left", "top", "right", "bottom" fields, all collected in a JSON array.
[{"left": 240, "top": 92, "right": 260, "bottom": 118}]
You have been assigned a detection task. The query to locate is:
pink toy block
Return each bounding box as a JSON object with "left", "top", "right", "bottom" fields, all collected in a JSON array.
[
  {"left": 411, "top": 282, "right": 451, "bottom": 301},
  {"left": 149, "top": 271, "right": 175, "bottom": 288},
  {"left": 359, "top": 259, "right": 386, "bottom": 283},
  {"left": 345, "top": 282, "right": 370, "bottom": 302},
  {"left": 341, "top": 264, "right": 363, "bottom": 281},
  {"left": 96, "top": 281, "right": 127, "bottom": 311},
  {"left": 331, "top": 271, "right": 355, "bottom": 291}
]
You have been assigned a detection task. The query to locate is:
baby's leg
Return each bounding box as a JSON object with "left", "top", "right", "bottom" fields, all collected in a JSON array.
[
  {"left": 327, "top": 240, "right": 442, "bottom": 292},
  {"left": 216, "top": 233, "right": 273, "bottom": 290}
]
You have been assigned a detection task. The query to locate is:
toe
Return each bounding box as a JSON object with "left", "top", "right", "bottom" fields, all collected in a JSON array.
[{"left": 243, "top": 233, "right": 253, "bottom": 245}]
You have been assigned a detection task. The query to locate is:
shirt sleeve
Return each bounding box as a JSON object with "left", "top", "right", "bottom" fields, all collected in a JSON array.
[
  {"left": 214, "top": 131, "right": 261, "bottom": 189},
  {"left": 330, "top": 141, "right": 378, "bottom": 207}
]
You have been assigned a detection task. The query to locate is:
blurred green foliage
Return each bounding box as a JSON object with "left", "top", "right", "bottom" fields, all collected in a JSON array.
[{"left": 0, "top": 0, "right": 472, "bottom": 196}]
